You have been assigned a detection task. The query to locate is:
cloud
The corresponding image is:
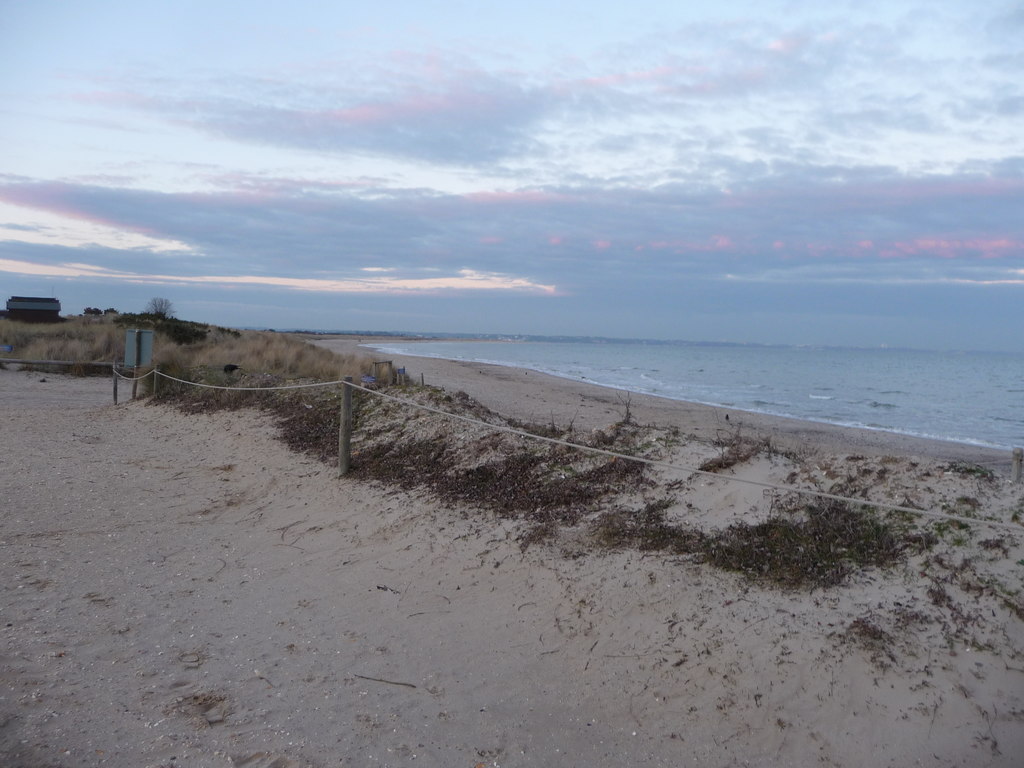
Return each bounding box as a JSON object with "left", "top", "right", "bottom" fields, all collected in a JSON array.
[
  {"left": 77, "top": 66, "right": 552, "bottom": 166},
  {"left": 0, "top": 255, "right": 557, "bottom": 295},
  {"left": 1, "top": 162, "right": 1021, "bottom": 297},
  {"left": 51, "top": 10, "right": 1020, "bottom": 191}
]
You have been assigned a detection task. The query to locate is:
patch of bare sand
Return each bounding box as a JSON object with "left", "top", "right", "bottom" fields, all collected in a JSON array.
[{"left": 2, "top": 366, "right": 1023, "bottom": 767}]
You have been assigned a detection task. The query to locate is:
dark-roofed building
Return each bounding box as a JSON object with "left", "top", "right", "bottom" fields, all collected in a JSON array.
[{"left": 3, "top": 296, "right": 64, "bottom": 323}]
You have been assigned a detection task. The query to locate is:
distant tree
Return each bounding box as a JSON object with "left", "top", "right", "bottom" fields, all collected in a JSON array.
[
  {"left": 144, "top": 297, "right": 175, "bottom": 318},
  {"left": 103, "top": 308, "right": 119, "bottom": 315},
  {"left": 83, "top": 307, "right": 103, "bottom": 316}
]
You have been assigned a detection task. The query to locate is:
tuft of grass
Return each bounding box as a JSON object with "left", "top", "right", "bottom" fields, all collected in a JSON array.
[
  {"left": 845, "top": 616, "right": 897, "bottom": 666},
  {"left": 700, "top": 428, "right": 771, "bottom": 472},
  {"left": 704, "top": 501, "right": 909, "bottom": 588},
  {"left": 593, "top": 497, "right": 917, "bottom": 589},
  {"left": 944, "top": 462, "right": 996, "bottom": 481},
  {"left": 593, "top": 499, "right": 706, "bottom": 553}
]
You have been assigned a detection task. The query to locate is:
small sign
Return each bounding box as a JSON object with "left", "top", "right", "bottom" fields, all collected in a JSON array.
[
  {"left": 0, "top": 344, "right": 12, "bottom": 353},
  {"left": 124, "top": 329, "right": 154, "bottom": 366}
]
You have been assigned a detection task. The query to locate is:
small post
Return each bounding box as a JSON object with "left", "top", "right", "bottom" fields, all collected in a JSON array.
[
  {"left": 152, "top": 365, "right": 159, "bottom": 397},
  {"left": 112, "top": 363, "right": 118, "bottom": 404},
  {"left": 339, "top": 376, "right": 353, "bottom": 477},
  {"left": 131, "top": 331, "right": 142, "bottom": 399},
  {"left": 1013, "top": 448, "right": 1023, "bottom": 484}
]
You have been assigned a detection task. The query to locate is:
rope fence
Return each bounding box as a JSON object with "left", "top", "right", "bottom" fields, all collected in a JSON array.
[{"left": 105, "top": 366, "right": 1023, "bottom": 534}]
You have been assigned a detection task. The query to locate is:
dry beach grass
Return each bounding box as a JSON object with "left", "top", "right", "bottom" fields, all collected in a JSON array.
[
  {"left": 1, "top": 334, "right": 1023, "bottom": 767},
  {"left": 0, "top": 318, "right": 372, "bottom": 383}
]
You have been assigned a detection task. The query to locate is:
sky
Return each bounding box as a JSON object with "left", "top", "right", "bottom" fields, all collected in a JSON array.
[{"left": 1, "top": 0, "right": 1022, "bottom": 351}]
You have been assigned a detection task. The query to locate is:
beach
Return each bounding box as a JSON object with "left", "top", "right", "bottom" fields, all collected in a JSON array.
[
  {"left": 2, "top": 346, "right": 1023, "bottom": 768},
  {"left": 319, "top": 336, "right": 1015, "bottom": 468}
]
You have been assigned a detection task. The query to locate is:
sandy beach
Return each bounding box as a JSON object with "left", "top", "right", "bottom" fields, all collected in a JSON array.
[
  {"left": 320, "top": 336, "right": 1014, "bottom": 467},
  {"left": 2, "top": 344, "right": 1023, "bottom": 768}
]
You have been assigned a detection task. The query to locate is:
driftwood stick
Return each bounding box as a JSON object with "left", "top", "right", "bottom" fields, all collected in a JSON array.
[{"left": 353, "top": 674, "right": 417, "bottom": 689}]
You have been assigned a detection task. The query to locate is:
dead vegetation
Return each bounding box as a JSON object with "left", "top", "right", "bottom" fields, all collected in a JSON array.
[
  {"left": 348, "top": 388, "right": 654, "bottom": 528},
  {"left": 593, "top": 496, "right": 924, "bottom": 589},
  {"left": 699, "top": 430, "right": 772, "bottom": 472}
]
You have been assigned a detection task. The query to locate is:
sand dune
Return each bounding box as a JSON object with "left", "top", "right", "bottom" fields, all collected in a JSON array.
[{"left": 2, "top": 356, "right": 1022, "bottom": 768}]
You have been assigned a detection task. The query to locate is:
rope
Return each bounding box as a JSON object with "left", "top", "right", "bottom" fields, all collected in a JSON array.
[
  {"left": 114, "top": 368, "right": 156, "bottom": 382},
  {"left": 153, "top": 369, "right": 346, "bottom": 391},
  {"left": 143, "top": 371, "right": 1023, "bottom": 533}
]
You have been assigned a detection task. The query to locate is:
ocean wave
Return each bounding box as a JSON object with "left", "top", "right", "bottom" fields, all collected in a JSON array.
[{"left": 809, "top": 394, "right": 834, "bottom": 400}]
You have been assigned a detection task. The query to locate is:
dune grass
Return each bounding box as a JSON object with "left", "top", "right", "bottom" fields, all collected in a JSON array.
[
  {"left": 0, "top": 316, "right": 372, "bottom": 384},
  {"left": 0, "top": 317, "right": 124, "bottom": 365}
]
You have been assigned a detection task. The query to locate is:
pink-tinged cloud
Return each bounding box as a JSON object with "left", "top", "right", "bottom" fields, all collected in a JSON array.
[
  {"left": 593, "top": 240, "right": 612, "bottom": 250},
  {"left": 78, "top": 64, "right": 550, "bottom": 164},
  {"left": 0, "top": 259, "right": 558, "bottom": 296},
  {"left": 548, "top": 235, "right": 563, "bottom": 245},
  {"left": 877, "top": 237, "right": 1022, "bottom": 260},
  {"left": 0, "top": 183, "right": 156, "bottom": 236},
  {"left": 479, "top": 236, "right": 502, "bottom": 244}
]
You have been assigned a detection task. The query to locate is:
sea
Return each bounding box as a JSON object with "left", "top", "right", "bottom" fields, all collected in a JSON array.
[{"left": 363, "top": 338, "right": 1024, "bottom": 451}]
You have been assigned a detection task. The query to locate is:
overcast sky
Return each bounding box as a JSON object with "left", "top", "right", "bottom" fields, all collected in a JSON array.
[{"left": 1, "top": 0, "right": 1022, "bottom": 350}]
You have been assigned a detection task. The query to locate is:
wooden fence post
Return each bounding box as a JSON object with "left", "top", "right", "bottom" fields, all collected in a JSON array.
[
  {"left": 112, "top": 363, "right": 118, "bottom": 404},
  {"left": 153, "top": 366, "right": 159, "bottom": 397},
  {"left": 1013, "top": 448, "right": 1023, "bottom": 484},
  {"left": 339, "top": 376, "right": 353, "bottom": 477}
]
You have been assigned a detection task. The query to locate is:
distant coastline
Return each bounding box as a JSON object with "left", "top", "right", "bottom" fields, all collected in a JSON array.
[{"left": 276, "top": 328, "right": 1021, "bottom": 357}]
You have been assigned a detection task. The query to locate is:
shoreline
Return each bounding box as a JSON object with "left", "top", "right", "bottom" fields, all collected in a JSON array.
[{"left": 313, "top": 335, "right": 1014, "bottom": 471}]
